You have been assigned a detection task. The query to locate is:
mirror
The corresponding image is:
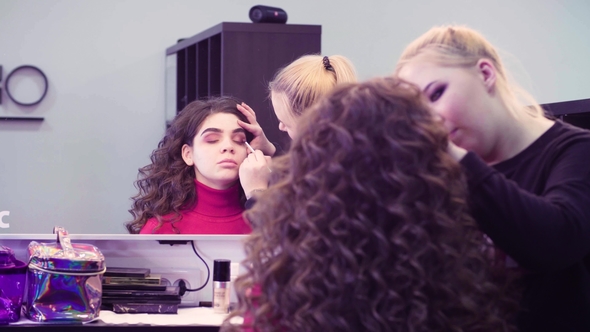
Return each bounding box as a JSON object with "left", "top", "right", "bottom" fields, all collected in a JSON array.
[{"left": 3, "top": 1, "right": 586, "bottom": 236}]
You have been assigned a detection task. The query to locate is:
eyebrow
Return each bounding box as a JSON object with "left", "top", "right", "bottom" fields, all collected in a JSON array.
[{"left": 200, "top": 128, "right": 246, "bottom": 136}]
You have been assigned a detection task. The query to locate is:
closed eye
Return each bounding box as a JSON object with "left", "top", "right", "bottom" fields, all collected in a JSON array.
[
  {"left": 203, "top": 134, "right": 220, "bottom": 143},
  {"left": 429, "top": 85, "right": 445, "bottom": 102},
  {"left": 233, "top": 134, "right": 247, "bottom": 144}
]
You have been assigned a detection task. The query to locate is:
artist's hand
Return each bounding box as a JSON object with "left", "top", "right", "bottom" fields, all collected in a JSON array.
[
  {"left": 239, "top": 149, "right": 272, "bottom": 199},
  {"left": 237, "top": 102, "right": 277, "bottom": 156}
]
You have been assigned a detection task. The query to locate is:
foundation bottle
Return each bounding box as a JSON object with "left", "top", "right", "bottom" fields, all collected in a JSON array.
[{"left": 212, "top": 259, "right": 231, "bottom": 314}]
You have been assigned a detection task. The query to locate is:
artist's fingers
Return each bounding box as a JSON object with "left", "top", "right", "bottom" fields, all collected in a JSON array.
[
  {"left": 237, "top": 103, "right": 256, "bottom": 123},
  {"left": 237, "top": 119, "right": 259, "bottom": 134},
  {"left": 241, "top": 102, "right": 256, "bottom": 118},
  {"left": 253, "top": 150, "right": 265, "bottom": 161}
]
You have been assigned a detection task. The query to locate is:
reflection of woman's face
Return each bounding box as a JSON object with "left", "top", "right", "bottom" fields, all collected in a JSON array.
[
  {"left": 271, "top": 91, "right": 297, "bottom": 139},
  {"left": 182, "top": 112, "right": 249, "bottom": 190}
]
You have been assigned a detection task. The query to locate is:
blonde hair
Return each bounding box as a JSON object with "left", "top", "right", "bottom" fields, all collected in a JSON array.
[
  {"left": 395, "top": 25, "right": 544, "bottom": 118},
  {"left": 269, "top": 54, "right": 357, "bottom": 117}
]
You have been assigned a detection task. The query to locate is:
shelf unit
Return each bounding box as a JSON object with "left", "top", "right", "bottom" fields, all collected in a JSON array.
[
  {"left": 165, "top": 22, "right": 322, "bottom": 152},
  {"left": 541, "top": 98, "right": 590, "bottom": 129}
]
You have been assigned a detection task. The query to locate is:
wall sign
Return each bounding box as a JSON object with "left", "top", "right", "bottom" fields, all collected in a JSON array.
[
  {"left": 0, "top": 64, "right": 48, "bottom": 106},
  {"left": 0, "top": 211, "right": 9, "bottom": 229}
]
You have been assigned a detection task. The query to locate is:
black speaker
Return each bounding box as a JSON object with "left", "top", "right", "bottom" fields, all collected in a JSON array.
[{"left": 249, "top": 5, "right": 288, "bottom": 24}]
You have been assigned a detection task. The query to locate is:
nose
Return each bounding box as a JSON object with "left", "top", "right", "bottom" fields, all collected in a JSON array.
[
  {"left": 221, "top": 146, "right": 235, "bottom": 153},
  {"left": 220, "top": 138, "right": 236, "bottom": 154},
  {"left": 428, "top": 108, "right": 451, "bottom": 133},
  {"left": 432, "top": 112, "right": 444, "bottom": 122},
  {"left": 278, "top": 122, "right": 287, "bottom": 132},
  {"left": 425, "top": 103, "right": 445, "bottom": 121}
]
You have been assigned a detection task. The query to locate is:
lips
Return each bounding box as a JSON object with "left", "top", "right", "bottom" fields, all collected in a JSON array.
[{"left": 218, "top": 159, "right": 237, "bottom": 165}]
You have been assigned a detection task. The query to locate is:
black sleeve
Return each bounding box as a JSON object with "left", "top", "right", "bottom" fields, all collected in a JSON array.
[{"left": 461, "top": 146, "right": 590, "bottom": 272}]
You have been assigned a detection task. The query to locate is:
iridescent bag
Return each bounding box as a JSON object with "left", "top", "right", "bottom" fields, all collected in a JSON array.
[
  {"left": 25, "top": 227, "right": 106, "bottom": 322},
  {"left": 0, "top": 246, "right": 27, "bottom": 324}
]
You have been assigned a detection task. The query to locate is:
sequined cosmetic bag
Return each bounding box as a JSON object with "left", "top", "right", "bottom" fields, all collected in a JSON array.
[
  {"left": 0, "top": 245, "right": 27, "bottom": 324},
  {"left": 25, "top": 227, "right": 106, "bottom": 322}
]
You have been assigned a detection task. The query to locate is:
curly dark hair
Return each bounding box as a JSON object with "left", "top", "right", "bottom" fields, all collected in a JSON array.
[
  {"left": 126, "top": 97, "right": 253, "bottom": 234},
  {"left": 224, "top": 77, "right": 516, "bottom": 331}
]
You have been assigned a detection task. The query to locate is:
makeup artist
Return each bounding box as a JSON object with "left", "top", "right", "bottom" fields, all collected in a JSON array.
[
  {"left": 236, "top": 54, "right": 358, "bottom": 204},
  {"left": 395, "top": 25, "right": 590, "bottom": 331}
]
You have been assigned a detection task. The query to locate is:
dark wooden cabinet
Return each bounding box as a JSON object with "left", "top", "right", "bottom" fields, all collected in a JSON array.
[
  {"left": 541, "top": 98, "right": 590, "bottom": 130},
  {"left": 165, "top": 22, "right": 322, "bottom": 152}
]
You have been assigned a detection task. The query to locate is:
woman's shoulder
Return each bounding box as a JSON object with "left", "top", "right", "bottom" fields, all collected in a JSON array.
[
  {"left": 139, "top": 218, "right": 159, "bottom": 234},
  {"left": 543, "top": 121, "right": 590, "bottom": 155},
  {"left": 548, "top": 120, "right": 590, "bottom": 139},
  {"left": 518, "top": 120, "right": 590, "bottom": 156},
  {"left": 495, "top": 120, "right": 590, "bottom": 177},
  {"left": 139, "top": 216, "right": 177, "bottom": 234}
]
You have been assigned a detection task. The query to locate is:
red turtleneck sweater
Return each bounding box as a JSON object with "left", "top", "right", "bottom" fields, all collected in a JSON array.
[{"left": 139, "top": 180, "right": 251, "bottom": 234}]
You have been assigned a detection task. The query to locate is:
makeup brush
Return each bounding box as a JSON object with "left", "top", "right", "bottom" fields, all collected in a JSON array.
[{"left": 244, "top": 141, "right": 272, "bottom": 173}]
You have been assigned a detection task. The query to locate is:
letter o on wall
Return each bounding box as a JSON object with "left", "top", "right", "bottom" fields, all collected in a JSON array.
[
  {"left": 5, "top": 65, "right": 48, "bottom": 106},
  {"left": 0, "top": 211, "right": 9, "bottom": 229}
]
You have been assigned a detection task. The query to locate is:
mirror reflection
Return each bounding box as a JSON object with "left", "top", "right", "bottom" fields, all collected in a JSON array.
[{"left": 127, "top": 97, "right": 254, "bottom": 234}]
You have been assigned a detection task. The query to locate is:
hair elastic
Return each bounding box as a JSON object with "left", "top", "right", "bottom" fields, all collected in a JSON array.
[{"left": 322, "top": 56, "right": 335, "bottom": 73}]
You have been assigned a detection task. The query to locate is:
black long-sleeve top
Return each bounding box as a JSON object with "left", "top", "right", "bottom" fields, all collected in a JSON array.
[{"left": 461, "top": 120, "right": 590, "bottom": 331}]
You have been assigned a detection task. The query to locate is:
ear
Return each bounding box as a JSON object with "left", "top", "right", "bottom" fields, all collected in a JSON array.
[
  {"left": 476, "top": 58, "right": 497, "bottom": 93},
  {"left": 181, "top": 144, "right": 194, "bottom": 166}
]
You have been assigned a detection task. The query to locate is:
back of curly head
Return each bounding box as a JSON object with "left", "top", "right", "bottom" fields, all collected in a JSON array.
[
  {"left": 126, "top": 96, "right": 251, "bottom": 234},
  {"left": 224, "top": 77, "right": 515, "bottom": 332}
]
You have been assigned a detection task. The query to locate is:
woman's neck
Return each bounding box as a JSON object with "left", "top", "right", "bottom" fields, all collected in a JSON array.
[{"left": 488, "top": 109, "right": 554, "bottom": 165}]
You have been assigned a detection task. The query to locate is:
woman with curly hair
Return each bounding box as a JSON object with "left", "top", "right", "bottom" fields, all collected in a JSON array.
[
  {"left": 224, "top": 77, "right": 515, "bottom": 331},
  {"left": 127, "top": 97, "right": 254, "bottom": 234}
]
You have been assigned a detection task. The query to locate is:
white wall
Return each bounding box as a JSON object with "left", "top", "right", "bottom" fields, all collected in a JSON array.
[{"left": 0, "top": 0, "right": 589, "bottom": 234}]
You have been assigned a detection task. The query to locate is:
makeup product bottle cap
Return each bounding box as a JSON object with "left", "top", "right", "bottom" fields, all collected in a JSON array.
[{"left": 213, "top": 259, "right": 231, "bottom": 282}]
